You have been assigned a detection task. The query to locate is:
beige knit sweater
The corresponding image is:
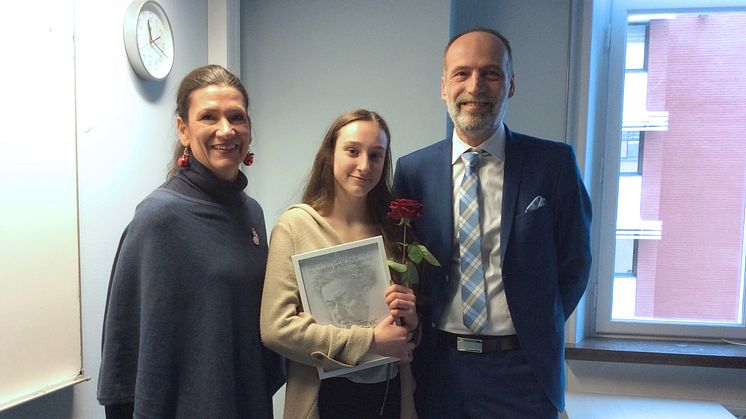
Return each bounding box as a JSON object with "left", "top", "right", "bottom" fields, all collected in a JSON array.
[{"left": 260, "top": 204, "right": 417, "bottom": 419}]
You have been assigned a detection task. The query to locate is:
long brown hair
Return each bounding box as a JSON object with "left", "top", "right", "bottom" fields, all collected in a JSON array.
[
  {"left": 166, "top": 64, "right": 250, "bottom": 178},
  {"left": 302, "top": 109, "right": 400, "bottom": 254}
]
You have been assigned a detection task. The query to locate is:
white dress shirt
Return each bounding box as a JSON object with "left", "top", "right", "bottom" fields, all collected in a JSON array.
[{"left": 438, "top": 124, "right": 516, "bottom": 336}]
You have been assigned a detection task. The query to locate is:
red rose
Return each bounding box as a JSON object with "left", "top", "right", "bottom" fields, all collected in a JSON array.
[
  {"left": 388, "top": 199, "right": 423, "bottom": 222},
  {"left": 385, "top": 199, "right": 440, "bottom": 285}
]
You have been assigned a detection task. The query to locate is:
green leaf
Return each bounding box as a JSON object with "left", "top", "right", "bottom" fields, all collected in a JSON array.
[
  {"left": 417, "top": 244, "right": 441, "bottom": 266},
  {"left": 408, "top": 244, "right": 424, "bottom": 264},
  {"left": 399, "top": 262, "right": 419, "bottom": 286},
  {"left": 386, "top": 259, "right": 408, "bottom": 273}
]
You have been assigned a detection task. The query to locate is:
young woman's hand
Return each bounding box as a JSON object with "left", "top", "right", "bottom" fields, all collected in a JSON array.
[
  {"left": 371, "top": 314, "right": 415, "bottom": 362},
  {"left": 384, "top": 284, "right": 418, "bottom": 331}
]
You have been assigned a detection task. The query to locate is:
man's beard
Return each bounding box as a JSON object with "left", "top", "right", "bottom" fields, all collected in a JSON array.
[{"left": 447, "top": 93, "right": 501, "bottom": 138}]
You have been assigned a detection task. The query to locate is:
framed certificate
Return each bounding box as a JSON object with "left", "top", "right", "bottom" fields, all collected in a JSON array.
[{"left": 291, "top": 235, "right": 396, "bottom": 379}]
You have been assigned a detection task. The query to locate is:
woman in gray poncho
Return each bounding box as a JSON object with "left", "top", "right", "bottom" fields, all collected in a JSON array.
[{"left": 97, "top": 65, "right": 284, "bottom": 418}]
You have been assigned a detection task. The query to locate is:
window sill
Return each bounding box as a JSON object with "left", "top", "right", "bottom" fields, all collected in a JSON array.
[{"left": 565, "top": 337, "right": 746, "bottom": 369}]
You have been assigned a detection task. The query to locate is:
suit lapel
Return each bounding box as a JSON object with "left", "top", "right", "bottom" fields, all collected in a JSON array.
[
  {"left": 433, "top": 139, "right": 454, "bottom": 270},
  {"left": 500, "top": 128, "right": 525, "bottom": 264}
]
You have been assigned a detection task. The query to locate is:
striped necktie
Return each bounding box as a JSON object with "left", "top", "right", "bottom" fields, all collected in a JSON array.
[{"left": 459, "top": 149, "right": 487, "bottom": 334}]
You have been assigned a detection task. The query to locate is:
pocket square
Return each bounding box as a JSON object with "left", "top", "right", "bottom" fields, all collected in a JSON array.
[{"left": 525, "top": 196, "right": 546, "bottom": 213}]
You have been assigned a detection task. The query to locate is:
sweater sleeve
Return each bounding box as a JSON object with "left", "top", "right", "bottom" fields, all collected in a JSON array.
[{"left": 260, "top": 213, "right": 374, "bottom": 371}]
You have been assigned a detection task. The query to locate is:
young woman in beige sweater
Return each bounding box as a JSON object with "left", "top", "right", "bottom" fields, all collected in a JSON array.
[{"left": 261, "top": 109, "right": 419, "bottom": 419}]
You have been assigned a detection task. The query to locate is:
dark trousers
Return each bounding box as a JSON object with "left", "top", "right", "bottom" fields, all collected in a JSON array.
[
  {"left": 413, "top": 330, "right": 558, "bottom": 419},
  {"left": 104, "top": 403, "right": 134, "bottom": 419},
  {"left": 318, "top": 374, "right": 401, "bottom": 419}
]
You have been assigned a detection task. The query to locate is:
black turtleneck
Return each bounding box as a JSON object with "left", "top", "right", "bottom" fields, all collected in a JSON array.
[{"left": 163, "top": 157, "right": 249, "bottom": 207}]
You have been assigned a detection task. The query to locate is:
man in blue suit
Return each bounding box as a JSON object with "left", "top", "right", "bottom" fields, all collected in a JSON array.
[{"left": 393, "top": 28, "right": 591, "bottom": 418}]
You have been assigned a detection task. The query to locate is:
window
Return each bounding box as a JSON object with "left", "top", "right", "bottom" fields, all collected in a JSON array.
[
  {"left": 594, "top": 0, "right": 746, "bottom": 340},
  {"left": 620, "top": 131, "right": 643, "bottom": 174},
  {"left": 625, "top": 23, "right": 648, "bottom": 71},
  {"left": 613, "top": 239, "right": 636, "bottom": 277}
]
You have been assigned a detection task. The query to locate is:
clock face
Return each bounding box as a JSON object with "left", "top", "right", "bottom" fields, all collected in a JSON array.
[
  {"left": 124, "top": 0, "right": 174, "bottom": 80},
  {"left": 136, "top": 8, "right": 174, "bottom": 79}
]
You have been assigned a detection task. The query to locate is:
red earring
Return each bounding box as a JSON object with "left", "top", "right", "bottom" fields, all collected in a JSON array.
[
  {"left": 243, "top": 151, "right": 255, "bottom": 166},
  {"left": 178, "top": 147, "right": 190, "bottom": 167}
]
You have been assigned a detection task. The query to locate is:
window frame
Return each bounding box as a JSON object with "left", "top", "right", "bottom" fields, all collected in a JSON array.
[{"left": 592, "top": 0, "right": 746, "bottom": 340}]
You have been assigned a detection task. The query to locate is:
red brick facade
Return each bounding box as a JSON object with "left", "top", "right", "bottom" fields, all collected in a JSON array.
[{"left": 632, "top": 13, "right": 746, "bottom": 321}]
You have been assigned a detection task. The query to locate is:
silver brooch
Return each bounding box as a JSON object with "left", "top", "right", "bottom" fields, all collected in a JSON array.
[{"left": 252, "top": 227, "right": 260, "bottom": 246}]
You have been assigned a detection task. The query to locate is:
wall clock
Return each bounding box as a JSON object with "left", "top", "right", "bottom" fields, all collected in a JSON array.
[{"left": 123, "top": 0, "right": 175, "bottom": 80}]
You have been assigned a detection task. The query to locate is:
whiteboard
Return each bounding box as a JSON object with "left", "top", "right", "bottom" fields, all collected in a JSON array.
[{"left": 0, "top": 0, "right": 87, "bottom": 410}]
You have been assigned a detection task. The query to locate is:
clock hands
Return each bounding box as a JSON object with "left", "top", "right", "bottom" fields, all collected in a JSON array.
[
  {"left": 151, "top": 39, "right": 168, "bottom": 58},
  {"left": 144, "top": 19, "right": 168, "bottom": 59}
]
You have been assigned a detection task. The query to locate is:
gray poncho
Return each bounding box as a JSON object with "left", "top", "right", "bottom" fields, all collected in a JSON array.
[{"left": 98, "top": 159, "right": 284, "bottom": 418}]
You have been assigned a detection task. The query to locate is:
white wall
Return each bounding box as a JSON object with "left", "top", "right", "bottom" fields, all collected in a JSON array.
[
  {"left": 0, "top": 1, "right": 208, "bottom": 418},
  {"left": 240, "top": 0, "right": 451, "bottom": 229}
]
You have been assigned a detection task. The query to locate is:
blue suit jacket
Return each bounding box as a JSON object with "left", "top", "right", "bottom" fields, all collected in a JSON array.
[{"left": 392, "top": 126, "right": 592, "bottom": 411}]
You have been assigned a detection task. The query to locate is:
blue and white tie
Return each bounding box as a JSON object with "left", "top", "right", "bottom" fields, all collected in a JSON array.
[{"left": 459, "top": 150, "right": 487, "bottom": 334}]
